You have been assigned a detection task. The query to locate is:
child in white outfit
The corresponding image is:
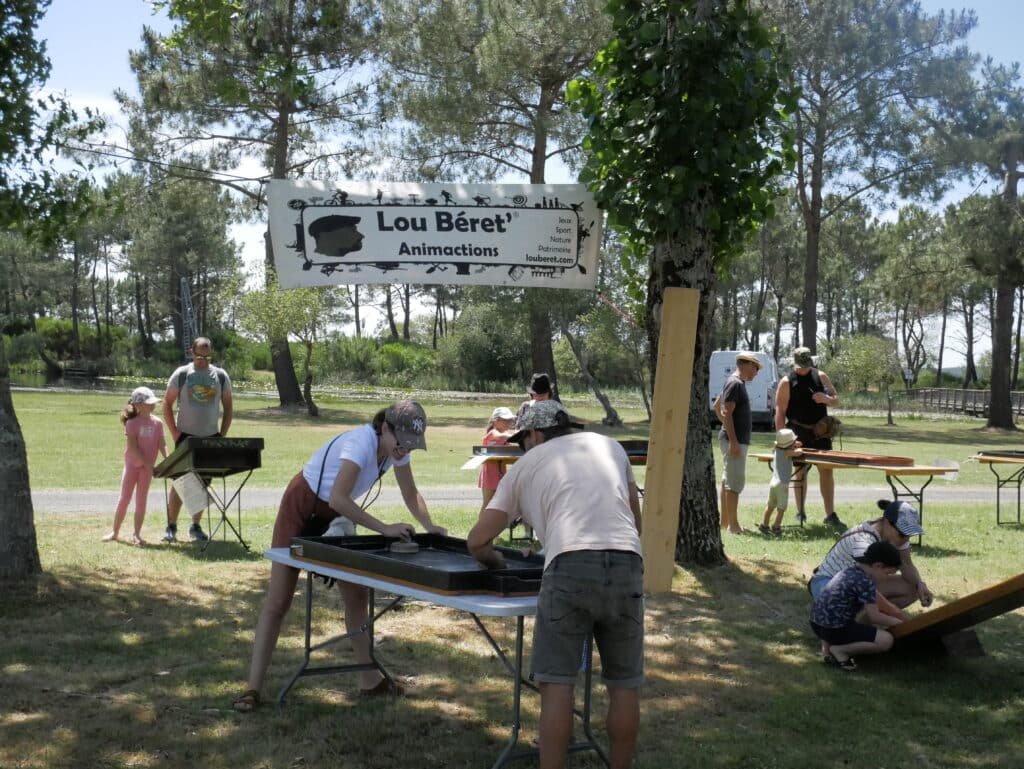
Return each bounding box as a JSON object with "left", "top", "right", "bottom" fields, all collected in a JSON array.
[{"left": 759, "top": 428, "right": 801, "bottom": 537}]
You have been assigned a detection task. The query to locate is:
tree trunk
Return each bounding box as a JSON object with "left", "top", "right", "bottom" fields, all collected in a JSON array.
[
  {"left": 263, "top": 229, "right": 304, "bottom": 406},
  {"left": 528, "top": 306, "right": 558, "bottom": 394},
  {"left": 384, "top": 286, "right": 399, "bottom": 340},
  {"left": 1013, "top": 287, "right": 1022, "bottom": 391},
  {"left": 401, "top": 285, "right": 411, "bottom": 341},
  {"left": 647, "top": 188, "right": 725, "bottom": 567},
  {"left": 987, "top": 278, "right": 1018, "bottom": 429},
  {"left": 935, "top": 296, "right": 948, "bottom": 385},
  {"left": 70, "top": 240, "right": 82, "bottom": 359},
  {"left": 353, "top": 285, "right": 361, "bottom": 338},
  {"left": 0, "top": 336, "right": 42, "bottom": 580},
  {"left": 559, "top": 321, "right": 622, "bottom": 427}
]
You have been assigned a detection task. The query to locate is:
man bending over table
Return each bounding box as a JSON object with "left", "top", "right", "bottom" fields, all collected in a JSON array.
[{"left": 468, "top": 400, "right": 644, "bottom": 769}]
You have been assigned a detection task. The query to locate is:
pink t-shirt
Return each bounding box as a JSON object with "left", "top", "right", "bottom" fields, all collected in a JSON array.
[
  {"left": 124, "top": 415, "right": 166, "bottom": 467},
  {"left": 478, "top": 430, "right": 509, "bottom": 491}
]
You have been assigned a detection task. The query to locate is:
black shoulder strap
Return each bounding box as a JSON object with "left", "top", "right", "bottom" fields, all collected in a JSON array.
[
  {"left": 789, "top": 368, "right": 823, "bottom": 390},
  {"left": 177, "top": 369, "right": 186, "bottom": 390}
]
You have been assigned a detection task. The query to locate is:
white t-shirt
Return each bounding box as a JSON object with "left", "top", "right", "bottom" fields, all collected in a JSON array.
[
  {"left": 489, "top": 431, "right": 642, "bottom": 568},
  {"left": 302, "top": 424, "right": 410, "bottom": 502}
]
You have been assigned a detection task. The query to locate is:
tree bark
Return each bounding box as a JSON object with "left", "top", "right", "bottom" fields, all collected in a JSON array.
[
  {"left": 987, "top": 279, "right": 1018, "bottom": 429},
  {"left": 0, "top": 336, "right": 42, "bottom": 580},
  {"left": 559, "top": 322, "right": 622, "bottom": 427},
  {"left": 647, "top": 187, "right": 725, "bottom": 567}
]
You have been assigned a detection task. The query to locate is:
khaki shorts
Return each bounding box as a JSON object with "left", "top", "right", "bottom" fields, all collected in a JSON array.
[{"left": 719, "top": 435, "right": 749, "bottom": 494}]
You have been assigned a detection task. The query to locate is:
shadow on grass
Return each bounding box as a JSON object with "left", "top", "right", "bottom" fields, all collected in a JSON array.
[{"left": 3, "top": 543, "right": 1022, "bottom": 769}]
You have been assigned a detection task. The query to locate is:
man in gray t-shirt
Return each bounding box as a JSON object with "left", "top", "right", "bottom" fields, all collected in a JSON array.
[
  {"left": 715, "top": 352, "right": 762, "bottom": 534},
  {"left": 161, "top": 336, "right": 233, "bottom": 543}
]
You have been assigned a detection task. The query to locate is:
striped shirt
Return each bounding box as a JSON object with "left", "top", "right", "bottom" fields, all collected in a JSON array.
[{"left": 815, "top": 520, "right": 909, "bottom": 580}]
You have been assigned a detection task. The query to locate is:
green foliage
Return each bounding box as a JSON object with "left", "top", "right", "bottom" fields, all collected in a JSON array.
[
  {"left": 434, "top": 302, "right": 525, "bottom": 390},
  {"left": 320, "top": 335, "right": 380, "bottom": 384},
  {"left": 568, "top": 0, "right": 796, "bottom": 262},
  {"left": 829, "top": 334, "right": 901, "bottom": 394}
]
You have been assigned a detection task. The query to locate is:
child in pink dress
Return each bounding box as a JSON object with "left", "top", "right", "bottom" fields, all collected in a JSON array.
[
  {"left": 103, "top": 387, "right": 168, "bottom": 545},
  {"left": 478, "top": 406, "right": 517, "bottom": 510}
]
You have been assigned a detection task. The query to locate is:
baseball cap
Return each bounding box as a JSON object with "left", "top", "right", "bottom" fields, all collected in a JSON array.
[
  {"left": 129, "top": 386, "right": 160, "bottom": 405},
  {"left": 490, "top": 406, "right": 516, "bottom": 422},
  {"left": 527, "top": 372, "right": 551, "bottom": 396},
  {"left": 877, "top": 499, "right": 925, "bottom": 537},
  {"left": 385, "top": 400, "right": 427, "bottom": 451},
  {"left": 854, "top": 541, "right": 902, "bottom": 568},
  {"left": 774, "top": 428, "right": 797, "bottom": 449},
  {"left": 508, "top": 400, "right": 581, "bottom": 444},
  {"left": 735, "top": 352, "right": 763, "bottom": 370},
  {"left": 792, "top": 347, "right": 814, "bottom": 367}
]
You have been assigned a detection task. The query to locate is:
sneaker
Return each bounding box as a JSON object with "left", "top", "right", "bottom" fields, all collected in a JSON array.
[
  {"left": 795, "top": 511, "right": 807, "bottom": 525},
  {"left": 757, "top": 524, "right": 773, "bottom": 537},
  {"left": 162, "top": 524, "right": 177, "bottom": 543},
  {"left": 823, "top": 512, "right": 846, "bottom": 529},
  {"left": 189, "top": 523, "right": 209, "bottom": 542}
]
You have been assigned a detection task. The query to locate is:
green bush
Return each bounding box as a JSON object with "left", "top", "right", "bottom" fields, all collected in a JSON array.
[{"left": 320, "top": 335, "right": 380, "bottom": 384}]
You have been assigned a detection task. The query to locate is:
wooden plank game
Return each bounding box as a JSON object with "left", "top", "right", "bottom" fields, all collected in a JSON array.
[{"left": 891, "top": 572, "right": 1024, "bottom": 649}]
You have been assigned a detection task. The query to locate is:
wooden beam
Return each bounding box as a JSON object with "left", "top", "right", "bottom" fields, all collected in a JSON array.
[{"left": 641, "top": 287, "right": 699, "bottom": 592}]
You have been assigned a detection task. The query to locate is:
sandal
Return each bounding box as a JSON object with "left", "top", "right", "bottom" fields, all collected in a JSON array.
[
  {"left": 823, "top": 654, "right": 857, "bottom": 672},
  {"left": 232, "top": 689, "right": 260, "bottom": 712},
  {"left": 757, "top": 524, "right": 773, "bottom": 536},
  {"left": 771, "top": 526, "right": 783, "bottom": 538}
]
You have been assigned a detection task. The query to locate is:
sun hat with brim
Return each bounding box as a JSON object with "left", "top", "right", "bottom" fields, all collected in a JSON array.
[
  {"left": 792, "top": 347, "right": 814, "bottom": 367},
  {"left": 774, "top": 428, "right": 797, "bottom": 449},
  {"left": 735, "top": 352, "right": 763, "bottom": 370},
  {"left": 878, "top": 499, "right": 925, "bottom": 537}
]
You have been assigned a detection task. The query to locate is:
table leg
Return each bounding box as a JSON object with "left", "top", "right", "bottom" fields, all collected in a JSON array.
[
  {"left": 989, "top": 463, "right": 1024, "bottom": 525},
  {"left": 200, "top": 471, "right": 252, "bottom": 554},
  {"left": 276, "top": 574, "right": 400, "bottom": 710},
  {"left": 886, "top": 474, "right": 933, "bottom": 545}
]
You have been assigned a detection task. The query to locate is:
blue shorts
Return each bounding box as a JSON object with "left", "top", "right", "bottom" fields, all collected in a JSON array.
[
  {"left": 532, "top": 550, "right": 645, "bottom": 688},
  {"left": 808, "top": 573, "right": 831, "bottom": 599}
]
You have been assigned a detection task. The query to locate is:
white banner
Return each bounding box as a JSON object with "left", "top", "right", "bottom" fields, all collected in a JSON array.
[{"left": 268, "top": 180, "right": 602, "bottom": 289}]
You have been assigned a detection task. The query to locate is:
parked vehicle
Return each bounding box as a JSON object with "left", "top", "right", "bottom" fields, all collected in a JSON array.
[{"left": 709, "top": 350, "right": 778, "bottom": 430}]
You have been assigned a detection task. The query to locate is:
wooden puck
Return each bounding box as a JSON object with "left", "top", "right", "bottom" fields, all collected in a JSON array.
[{"left": 389, "top": 540, "right": 420, "bottom": 554}]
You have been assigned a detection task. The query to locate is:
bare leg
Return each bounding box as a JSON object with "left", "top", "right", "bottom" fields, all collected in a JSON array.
[
  {"left": 606, "top": 687, "right": 640, "bottom": 769},
  {"left": 167, "top": 488, "right": 183, "bottom": 526},
  {"left": 132, "top": 470, "right": 153, "bottom": 543},
  {"left": 244, "top": 562, "right": 301, "bottom": 693},
  {"left": 829, "top": 629, "right": 893, "bottom": 661},
  {"left": 793, "top": 466, "right": 808, "bottom": 515},
  {"left": 876, "top": 575, "right": 919, "bottom": 608},
  {"left": 339, "top": 581, "right": 386, "bottom": 690},
  {"left": 721, "top": 488, "right": 743, "bottom": 533},
  {"left": 538, "top": 682, "right": 575, "bottom": 769},
  {"left": 105, "top": 466, "right": 137, "bottom": 541}
]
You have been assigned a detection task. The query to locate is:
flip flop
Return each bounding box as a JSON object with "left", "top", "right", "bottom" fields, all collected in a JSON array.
[
  {"left": 823, "top": 654, "right": 857, "bottom": 671},
  {"left": 232, "top": 689, "right": 260, "bottom": 712}
]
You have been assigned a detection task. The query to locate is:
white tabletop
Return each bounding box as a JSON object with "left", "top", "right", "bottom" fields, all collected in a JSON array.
[{"left": 265, "top": 548, "right": 538, "bottom": 617}]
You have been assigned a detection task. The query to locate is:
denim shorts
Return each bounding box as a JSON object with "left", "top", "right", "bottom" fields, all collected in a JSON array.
[{"left": 532, "top": 550, "right": 645, "bottom": 688}]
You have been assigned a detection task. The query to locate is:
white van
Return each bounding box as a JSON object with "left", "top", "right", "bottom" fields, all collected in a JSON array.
[{"left": 709, "top": 350, "right": 778, "bottom": 430}]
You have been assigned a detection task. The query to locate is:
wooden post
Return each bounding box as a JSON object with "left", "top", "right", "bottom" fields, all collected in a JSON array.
[{"left": 641, "top": 287, "right": 699, "bottom": 592}]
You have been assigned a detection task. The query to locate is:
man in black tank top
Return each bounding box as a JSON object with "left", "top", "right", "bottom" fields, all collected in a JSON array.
[{"left": 774, "top": 347, "right": 845, "bottom": 529}]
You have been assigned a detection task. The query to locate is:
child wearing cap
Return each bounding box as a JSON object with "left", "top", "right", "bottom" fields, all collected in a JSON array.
[
  {"left": 478, "top": 406, "right": 517, "bottom": 509},
  {"left": 758, "top": 428, "right": 802, "bottom": 537},
  {"left": 810, "top": 541, "right": 905, "bottom": 671},
  {"left": 102, "top": 387, "right": 167, "bottom": 545}
]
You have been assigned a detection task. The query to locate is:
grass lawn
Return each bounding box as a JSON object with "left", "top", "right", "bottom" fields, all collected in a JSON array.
[{"left": 3, "top": 389, "right": 1023, "bottom": 768}]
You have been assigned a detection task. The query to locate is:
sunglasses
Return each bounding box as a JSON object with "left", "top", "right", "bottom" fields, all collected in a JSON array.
[{"left": 193, "top": 354, "right": 212, "bottom": 360}]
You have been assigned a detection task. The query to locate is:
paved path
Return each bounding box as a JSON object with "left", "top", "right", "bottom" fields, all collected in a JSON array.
[{"left": 33, "top": 481, "right": 992, "bottom": 515}]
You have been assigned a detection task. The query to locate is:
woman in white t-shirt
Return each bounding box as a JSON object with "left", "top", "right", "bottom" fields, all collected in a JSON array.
[{"left": 233, "top": 401, "right": 446, "bottom": 712}]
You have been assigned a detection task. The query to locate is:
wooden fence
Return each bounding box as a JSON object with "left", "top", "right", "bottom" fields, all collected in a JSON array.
[{"left": 905, "top": 388, "right": 1024, "bottom": 417}]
